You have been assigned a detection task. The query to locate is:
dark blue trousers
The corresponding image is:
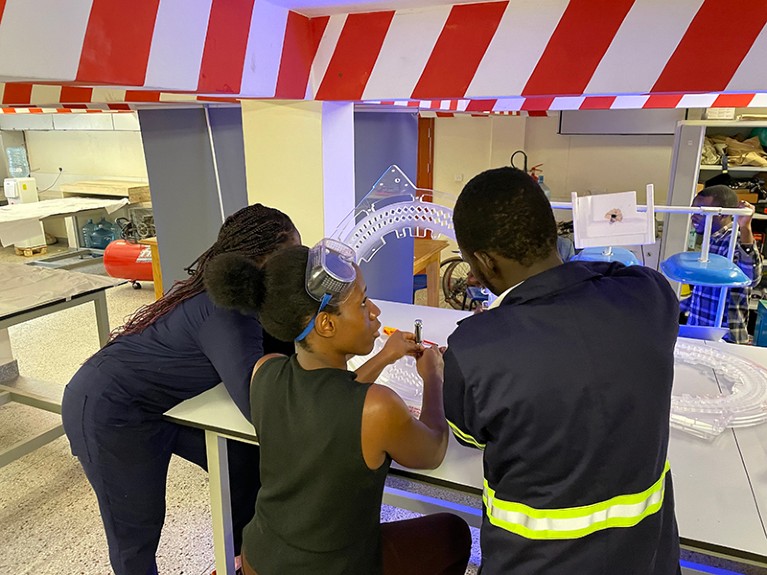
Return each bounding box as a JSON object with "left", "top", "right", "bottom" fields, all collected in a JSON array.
[{"left": 63, "top": 379, "right": 260, "bottom": 575}]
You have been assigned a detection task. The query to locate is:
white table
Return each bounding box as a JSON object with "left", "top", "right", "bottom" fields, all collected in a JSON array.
[
  {"left": 0, "top": 197, "right": 128, "bottom": 248},
  {"left": 0, "top": 262, "right": 121, "bottom": 353},
  {"left": 0, "top": 263, "right": 121, "bottom": 467},
  {"left": 165, "top": 300, "right": 767, "bottom": 574}
]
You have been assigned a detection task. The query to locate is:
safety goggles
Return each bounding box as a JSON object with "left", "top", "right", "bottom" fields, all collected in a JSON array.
[{"left": 295, "top": 238, "right": 357, "bottom": 342}]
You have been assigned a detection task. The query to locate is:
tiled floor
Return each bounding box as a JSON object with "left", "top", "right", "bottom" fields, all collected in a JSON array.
[{"left": 1, "top": 244, "right": 765, "bottom": 574}]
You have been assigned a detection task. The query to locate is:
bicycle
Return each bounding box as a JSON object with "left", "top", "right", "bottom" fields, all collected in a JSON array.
[
  {"left": 440, "top": 255, "right": 481, "bottom": 310},
  {"left": 439, "top": 220, "right": 574, "bottom": 310}
]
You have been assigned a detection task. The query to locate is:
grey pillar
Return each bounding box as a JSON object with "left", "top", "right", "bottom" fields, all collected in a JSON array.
[
  {"left": 354, "top": 112, "right": 418, "bottom": 304},
  {"left": 138, "top": 107, "right": 248, "bottom": 288}
]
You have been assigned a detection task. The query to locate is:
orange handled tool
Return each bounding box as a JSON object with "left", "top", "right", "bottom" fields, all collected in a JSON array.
[{"left": 382, "top": 326, "right": 439, "bottom": 347}]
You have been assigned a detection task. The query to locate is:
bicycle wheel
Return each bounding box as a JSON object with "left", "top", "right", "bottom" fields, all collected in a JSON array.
[{"left": 441, "top": 257, "right": 472, "bottom": 310}]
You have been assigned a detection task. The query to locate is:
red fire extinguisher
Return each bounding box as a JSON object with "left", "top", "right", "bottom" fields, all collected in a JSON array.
[{"left": 103, "top": 240, "right": 154, "bottom": 289}]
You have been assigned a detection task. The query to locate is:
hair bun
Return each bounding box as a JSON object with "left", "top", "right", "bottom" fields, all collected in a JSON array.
[{"left": 204, "top": 253, "right": 266, "bottom": 315}]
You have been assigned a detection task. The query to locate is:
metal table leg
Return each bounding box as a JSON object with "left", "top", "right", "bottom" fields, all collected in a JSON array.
[
  {"left": 205, "top": 430, "right": 236, "bottom": 575},
  {"left": 93, "top": 292, "right": 111, "bottom": 347}
]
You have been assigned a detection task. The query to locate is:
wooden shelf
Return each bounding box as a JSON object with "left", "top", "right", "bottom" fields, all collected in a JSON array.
[
  {"left": 60, "top": 180, "right": 151, "bottom": 204},
  {"left": 699, "top": 165, "right": 767, "bottom": 172}
]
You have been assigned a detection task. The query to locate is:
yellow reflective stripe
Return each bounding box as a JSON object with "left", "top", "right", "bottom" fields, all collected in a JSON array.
[
  {"left": 446, "top": 419, "right": 486, "bottom": 450},
  {"left": 483, "top": 460, "right": 670, "bottom": 540}
]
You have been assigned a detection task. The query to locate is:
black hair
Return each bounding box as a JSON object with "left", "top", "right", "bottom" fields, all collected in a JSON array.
[
  {"left": 204, "top": 245, "right": 339, "bottom": 345},
  {"left": 453, "top": 167, "right": 557, "bottom": 267},
  {"left": 697, "top": 185, "right": 739, "bottom": 208},
  {"left": 112, "top": 204, "right": 296, "bottom": 340}
]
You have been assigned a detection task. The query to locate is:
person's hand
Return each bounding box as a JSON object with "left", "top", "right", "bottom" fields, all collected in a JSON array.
[
  {"left": 416, "top": 346, "right": 444, "bottom": 383},
  {"left": 736, "top": 200, "right": 756, "bottom": 243},
  {"left": 736, "top": 200, "right": 755, "bottom": 229},
  {"left": 381, "top": 330, "right": 423, "bottom": 364}
]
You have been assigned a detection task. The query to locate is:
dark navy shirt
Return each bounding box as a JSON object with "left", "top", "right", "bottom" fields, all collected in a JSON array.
[
  {"left": 74, "top": 291, "right": 277, "bottom": 420},
  {"left": 444, "top": 262, "right": 681, "bottom": 575}
]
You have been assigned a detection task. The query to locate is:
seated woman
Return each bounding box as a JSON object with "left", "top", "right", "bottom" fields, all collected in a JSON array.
[{"left": 205, "top": 239, "right": 471, "bottom": 575}]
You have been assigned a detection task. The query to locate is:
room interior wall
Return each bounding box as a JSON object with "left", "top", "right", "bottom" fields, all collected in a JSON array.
[
  {"left": 12, "top": 108, "right": 683, "bottom": 251},
  {"left": 524, "top": 115, "right": 675, "bottom": 204},
  {"left": 21, "top": 130, "right": 149, "bottom": 238},
  {"left": 434, "top": 115, "right": 675, "bottom": 207}
]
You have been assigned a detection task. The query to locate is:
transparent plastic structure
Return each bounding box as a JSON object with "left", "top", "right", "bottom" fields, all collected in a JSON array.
[
  {"left": 349, "top": 337, "right": 767, "bottom": 438},
  {"left": 331, "top": 165, "right": 457, "bottom": 262},
  {"left": 672, "top": 340, "right": 767, "bottom": 439},
  {"left": 347, "top": 338, "right": 424, "bottom": 415},
  {"left": 338, "top": 171, "right": 767, "bottom": 438}
]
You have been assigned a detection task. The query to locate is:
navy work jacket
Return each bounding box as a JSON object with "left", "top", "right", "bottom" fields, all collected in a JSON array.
[{"left": 444, "top": 261, "right": 681, "bottom": 575}]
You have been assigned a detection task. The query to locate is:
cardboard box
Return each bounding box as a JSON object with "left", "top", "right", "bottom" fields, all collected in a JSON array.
[{"left": 736, "top": 191, "right": 759, "bottom": 203}]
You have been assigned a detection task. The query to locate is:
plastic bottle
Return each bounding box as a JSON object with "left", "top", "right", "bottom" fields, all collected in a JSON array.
[
  {"left": 687, "top": 227, "right": 698, "bottom": 250},
  {"left": 5, "top": 147, "right": 30, "bottom": 178},
  {"left": 81, "top": 219, "right": 96, "bottom": 248},
  {"left": 537, "top": 175, "right": 551, "bottom": 200}
]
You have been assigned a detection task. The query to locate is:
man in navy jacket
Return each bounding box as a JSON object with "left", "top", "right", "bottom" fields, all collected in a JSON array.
[{"left": 444, "top": 167, "right": 681, "bottom": 574}]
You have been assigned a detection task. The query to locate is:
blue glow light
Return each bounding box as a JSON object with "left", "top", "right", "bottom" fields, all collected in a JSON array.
[
  {"left": 384, "top": 486, "right": 482, "bottom": 518},
  {"left": 680, "top": 559, "right": 745, "bottom": 575}
]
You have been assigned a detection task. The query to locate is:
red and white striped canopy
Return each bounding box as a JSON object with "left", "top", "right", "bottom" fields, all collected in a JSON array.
[{"left": 0, "top": 0, "right": 765, "bottom": 109}]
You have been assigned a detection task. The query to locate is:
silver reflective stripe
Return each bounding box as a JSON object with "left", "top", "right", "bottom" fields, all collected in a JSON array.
[{"left": 483, "top": 460, "right": 670, "bottom": 540}]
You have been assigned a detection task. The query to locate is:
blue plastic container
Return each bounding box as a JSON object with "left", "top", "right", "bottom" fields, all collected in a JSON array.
[
  {"left": 754, "top": 300, "right": 767, "bottom": 347},
  {"left": 81, "top": 219, "right": 96, "bottom": 248}
]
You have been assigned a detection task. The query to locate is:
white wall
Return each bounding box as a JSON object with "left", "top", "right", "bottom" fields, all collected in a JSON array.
[
  {"left": 26, "top": 130, "right": 148, "bottom": 186},
  {"left": 434, "top": 114, "right": 675, "bottom": 207},
  {"left": 24, "top": 130, "right": 148, "bottom": 238}
]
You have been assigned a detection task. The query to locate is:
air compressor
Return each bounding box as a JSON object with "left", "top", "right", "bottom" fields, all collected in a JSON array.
[{"left": 103, "top": 240, "right": 153, "bottom": 289}]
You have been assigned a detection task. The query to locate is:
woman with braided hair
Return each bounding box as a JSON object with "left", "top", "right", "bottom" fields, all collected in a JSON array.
[{"left": 61, "top": 204, "right": 300, "bottom": 575}]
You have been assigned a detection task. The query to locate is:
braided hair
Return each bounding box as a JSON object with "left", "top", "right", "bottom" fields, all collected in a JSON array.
[{"left": 112, "top": 204, "right": 296, "bottom": 340}]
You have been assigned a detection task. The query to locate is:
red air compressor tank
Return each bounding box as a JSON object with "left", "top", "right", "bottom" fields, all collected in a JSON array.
[{"left": 103, "top": 240, "right": 154, "bottom": 284}]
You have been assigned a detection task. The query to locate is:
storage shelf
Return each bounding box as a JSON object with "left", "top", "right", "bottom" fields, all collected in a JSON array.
[{"left": 699, "top": 165, "right": 767, "bottom": 172}]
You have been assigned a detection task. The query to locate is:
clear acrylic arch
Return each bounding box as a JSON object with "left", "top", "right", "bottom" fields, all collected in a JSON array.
[
  {"left": 336, "top": 174, "right": 767, "bottom": 439},
  {"left": 348, "top": 338, "right": 767, "bottom": 440},
  {"left": 331, "top": 165, "right": 457, "bottom": 261}
]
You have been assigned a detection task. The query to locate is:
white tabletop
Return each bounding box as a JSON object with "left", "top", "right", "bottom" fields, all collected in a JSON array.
[
  {"left": 0, "top": 262, "right": 122, "bottom": 317},
  {"left": 0, "top": 197, "right": 128, "bottom": 247},
  {"left": 165, "top": 300, "right": 767, "bottom": 559}
]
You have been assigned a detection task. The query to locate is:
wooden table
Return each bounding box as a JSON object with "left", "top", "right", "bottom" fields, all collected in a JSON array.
[
  {"left": 138, "top": 237, "right": 448, "bottom": 306},
  {"left": 413, "top": 239, "right": 449, "bottom": 307},
  {"left": 139, "top": 237, "right": 163, "bottom": 300}
]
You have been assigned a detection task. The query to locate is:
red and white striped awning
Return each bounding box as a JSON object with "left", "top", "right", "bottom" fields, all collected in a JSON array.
[
  {"left": 0, "top": 0, "right": 766, "bottom": 107},
  {"left": 2, "top": 85, "right": 766, "bottom": 116}
]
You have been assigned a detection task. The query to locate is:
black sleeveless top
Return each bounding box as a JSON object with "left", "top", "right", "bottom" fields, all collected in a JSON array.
[{"left": 242, "top": 355, "right": 391, "bottom": 575}]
